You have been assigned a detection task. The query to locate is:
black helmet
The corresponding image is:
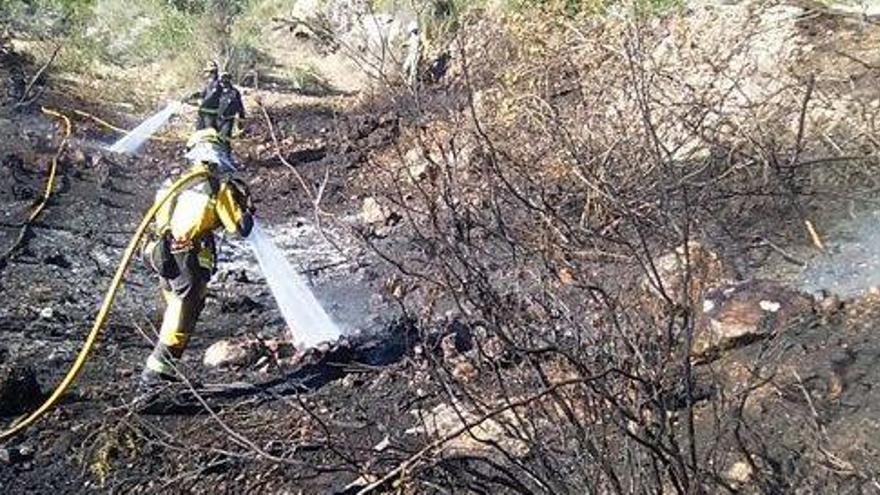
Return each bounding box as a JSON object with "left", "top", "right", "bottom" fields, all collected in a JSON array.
[{"left": 220, "top": 72, "right": 232, "bottom": 83}]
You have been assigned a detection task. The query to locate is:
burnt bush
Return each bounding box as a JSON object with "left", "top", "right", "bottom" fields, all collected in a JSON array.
[{"left": 354, "top": 5, "right": 880, "bottom": 493}]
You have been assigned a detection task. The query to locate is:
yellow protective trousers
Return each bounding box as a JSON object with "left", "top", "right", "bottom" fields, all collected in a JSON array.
[{"left": 143, "top": 248, "right": 211, "bottom": 378}]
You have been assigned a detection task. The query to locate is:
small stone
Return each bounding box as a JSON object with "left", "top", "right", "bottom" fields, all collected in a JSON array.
[
  {"left": 373, "top": 436, "right": 390, "bottom": 452},
  {"left": 341, "top": 374, "right": 361, "bottom": 389},
  {"left": 483, "top": 336, "right": 507, "bottom": 361},
  {"left": 39, "top": 307, "right": 54, "bottom": 320},
  {"left": 203, "top": 339, "right": 258, "bottom": 368},
  {"left": 818, "top": 294, "right": 842, "bottom": 314},
  {"left": 702, "top": 299, "right": 716, "bottom": 313},
  {"left": 361, "top": 197, "right": 388, "bottom": 225},
  {"left": 70, "top": 149, "right": 87, "bottom": 165},
  {"left": 643, "top": 242, "right": 736, "bottom": 303},
  {"left": 759, "top": 300, "right": 781, "bottom": 312},
  {"left": 726, "top": 461, "right": 753, "bottom": 483},
  {"left": 558, "top": 267, "right": 575, "bottom": 285},
  {"left": 452, "top": 360, "right": 478, "bottom": 383},
  {"left": 403, "top": 147, "right": 438, "bottom": 182}
]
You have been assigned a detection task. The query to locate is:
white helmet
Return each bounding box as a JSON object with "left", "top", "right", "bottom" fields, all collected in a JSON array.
[{"left": 184, "top": 129, "right": 237, "bottom": 173}]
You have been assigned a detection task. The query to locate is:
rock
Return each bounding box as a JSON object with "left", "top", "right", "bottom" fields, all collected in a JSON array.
[
  {"left": 361, "top": 197, "right": 389, "bottom": 225},
  {"left": 816, "top": 291, "right": 843, "bottom": 315},
  {"left": 403, "top": 147, "right": 438, "bottom": 182},
  {"left": 726, "top": 461, "right": 753, "bottom": 484},
  {"left": 0, "top": 363, "right": 43, "bottom": 416},
  {"left": 452, "top": 360, "right": 478, "bottom": 383},
  {"left": 341, "top": 373, "right": 362, "bottom": 389},
  {"left": 204, "top": 336, "right": 296, "bottom": 369},
  {"left": 694, "top": 280, "right": 813, "bottom": 358},
  {"left": 482, "top": 335, "right": 508, "bottom": 361},
  {"left": 372, "top": 435, "right": 390, "bottom": 452},
  {"left": 644, "top": 242, "right": 736, "bottom": 304},
  {"left": 203, "top": 339, "right": 260, "bottom": 368},
  {"left": 70, "top": 148, "right": 87, "bottom": 165},
  {"left": 408, "top": 402, "right": 530, "bottom": 458},
  {"left": 39, "top": 307, "right": 54, "bottom": 320}
]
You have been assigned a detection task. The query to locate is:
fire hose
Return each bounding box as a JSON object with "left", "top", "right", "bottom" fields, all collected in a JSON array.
[
  {"left": 0, "top": 167, "right": 210, "bottom": 442},
  {"left": 0, "top": 107, "right": 70, "bottom": 263}
]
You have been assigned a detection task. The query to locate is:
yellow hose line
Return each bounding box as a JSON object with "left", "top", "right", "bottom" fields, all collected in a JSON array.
[
  {"left": 0, "top": 108, "right": 70, "bottom": 262},
  {"left": 31, "top": 108, "right": 70, "bottom": 221},
  {"left": 0, "top": 168, "right": 210, "bottom": 442}
]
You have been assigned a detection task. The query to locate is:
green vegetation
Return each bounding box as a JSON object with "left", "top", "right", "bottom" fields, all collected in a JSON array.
[
  {"left": 0, "top": 0, "right": 683, "bottom": 101},
  {"left": 503, "top": 0, "right": 683, "bottom": 16},
  {"left": 0, "top": 0, "right": 93, "bottom": 36},
  {"left": 0, "top": 0, "right": 276, "bottom": 98}
]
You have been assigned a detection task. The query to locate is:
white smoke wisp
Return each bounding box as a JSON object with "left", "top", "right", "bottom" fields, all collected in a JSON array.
[
  {"left": 247, "top": 221, "right": 342, "bottom": 348},
  {"left": 107, "top": 101, "right": 182, "bottom": 155}
]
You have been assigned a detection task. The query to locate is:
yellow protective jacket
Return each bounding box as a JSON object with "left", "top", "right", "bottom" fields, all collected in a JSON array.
[{"left": 154, "top": 164, "right": 253, "bottom": 246}]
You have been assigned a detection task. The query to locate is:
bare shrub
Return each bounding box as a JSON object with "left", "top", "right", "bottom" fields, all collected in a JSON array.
[{"left": 356, "top": 4, "right": 880, "bottom": 492}]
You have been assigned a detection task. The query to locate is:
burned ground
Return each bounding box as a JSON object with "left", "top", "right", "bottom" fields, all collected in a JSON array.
[{"left": 0, "top": 85, "right": 424, "bottom": 492}]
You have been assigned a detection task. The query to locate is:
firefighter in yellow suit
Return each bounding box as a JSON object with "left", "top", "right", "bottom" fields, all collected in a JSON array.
[{"left": 141, "top": 128, "right": 254, "bottom": 385}]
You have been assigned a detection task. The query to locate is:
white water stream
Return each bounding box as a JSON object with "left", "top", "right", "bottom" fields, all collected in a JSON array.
[
  {"left": 247, "top": 221, "right": 342, "bottom": 348},
  {"left": 107, "top": 101, "right": 182, "bottom": 154}
]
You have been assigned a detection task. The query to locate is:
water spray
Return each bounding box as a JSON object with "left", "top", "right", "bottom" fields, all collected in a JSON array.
[
  {"left": 247, "top": 221, "right": 341, "bottom": 348},
  {"left": 107, "top": 101, "right": 182, "bottom": 154}
]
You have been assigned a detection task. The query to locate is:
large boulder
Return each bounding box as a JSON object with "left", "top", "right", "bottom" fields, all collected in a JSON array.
[{"left": 694, "top": 280, "right": 813, "bottom": 358}]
